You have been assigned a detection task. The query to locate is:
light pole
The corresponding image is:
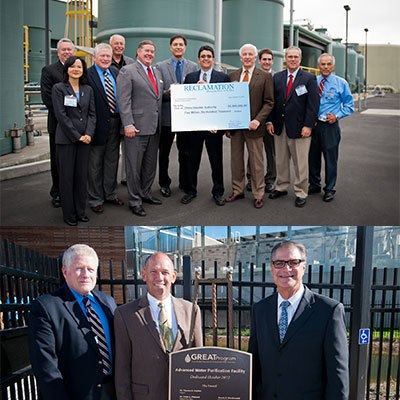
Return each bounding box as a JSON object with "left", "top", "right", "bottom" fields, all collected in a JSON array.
[
  {"left": 344, "top": 5, "right": 351, "bottom": 82},
  {"left": 364, "top": 28, "right": 369, "bottom": 108},
  {"left": 289, "top": 0, "right": 294, "bottom": 47}
]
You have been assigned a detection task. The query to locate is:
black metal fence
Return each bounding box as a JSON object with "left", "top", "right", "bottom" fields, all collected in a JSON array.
[{"left": 1, "top": 239, "right": 399, "bottom": 400}]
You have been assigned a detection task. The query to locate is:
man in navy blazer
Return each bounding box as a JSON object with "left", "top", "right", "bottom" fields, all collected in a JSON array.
[
  {"left": 267, "top": 47, "right": 319, "bottom": 208},
  {"left": 87, "top": 43, "right": 124, "bottom": 215},
  {"left": 40, "top": 38, "right": 75, "bottom": 208},
  {"left": 180, "top": 45, "right": 230, "bottom": 206},
  {"left": 249, "top": 240, "right": 349, "bottom": 400},
  {"left": 28, "top": 244, "right": 117, "bottom": 400}
]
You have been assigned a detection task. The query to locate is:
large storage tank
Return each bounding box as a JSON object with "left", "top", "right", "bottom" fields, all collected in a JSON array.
[
  {"left": 222, "top": 0, "right": 284, "bottom": 70},
  {"left": 0, "top": 0, "right": 26, "bottom": 155},
  {"left": 23, "top": 0, "right": 46, "bottom": 84},
  {"left": 331, "top": 39, "right": 345, "bottom": 78},
  {"left": 96, "top": 0, "right": 216, "bottom": 63},
  {"left": 347, "top": 44, "right": 358, "bottom": 91},
  {"left": 300, "top": 45, "right": 321, "bottom": 69}
]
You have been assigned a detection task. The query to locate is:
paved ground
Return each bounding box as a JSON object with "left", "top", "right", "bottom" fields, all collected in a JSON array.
[{"left": 1, "top": 94, "right": 399, "bottom": 226}]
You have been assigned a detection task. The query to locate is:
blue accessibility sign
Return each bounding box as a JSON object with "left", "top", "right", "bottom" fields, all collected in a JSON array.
[{"left": 358, "top": 328, "right": 370, "bottom": 345}]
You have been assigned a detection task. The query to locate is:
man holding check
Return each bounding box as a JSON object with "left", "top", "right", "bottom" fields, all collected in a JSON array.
[{"left": 181, "top": 45, "right": 230, "bottom": 206}]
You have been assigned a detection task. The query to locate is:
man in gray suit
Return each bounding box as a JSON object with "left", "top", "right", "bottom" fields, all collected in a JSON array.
[
  {"left": 156, "top": 35, "right": 197, "bottom": 197},
  {"left": 249, "top": 240, "right": 349, "bottom": 400},
  {"left": 117, "top": 40, "right": 163, "bottom": 217}
]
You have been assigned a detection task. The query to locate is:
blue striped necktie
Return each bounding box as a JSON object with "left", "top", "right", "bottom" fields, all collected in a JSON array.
[
  {"left": 103, "top": 70, "right": 117, "bottom": 113},
  {"left": 83, "top": 297, "right": 112, "bottom": 374},
  {"left": 278, "top": 300, "right": 290, "bottom": 342}
]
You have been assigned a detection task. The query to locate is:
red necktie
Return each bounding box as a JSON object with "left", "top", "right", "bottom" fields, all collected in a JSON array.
[
  {"left": 147, "top": 66, "right": 159, "bottom": 96},
  {"left": 285, "top": 74, "right": 293, "bottom": 99},
  {"left": 318, "top": 78, "right": 326, "bottom": 96}
]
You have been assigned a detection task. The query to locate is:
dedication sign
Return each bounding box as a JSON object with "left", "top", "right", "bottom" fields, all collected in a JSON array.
[
  {"left": 170, "top": 82, "right": 250, "bottom": 132},
  {"left": 169, "top": 346, "right": 252, "bottom": 400}
]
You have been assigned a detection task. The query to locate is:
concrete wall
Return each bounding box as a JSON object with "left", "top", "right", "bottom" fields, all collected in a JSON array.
[{"left": 358, "top": 44, "right": 400, "bottom": 92}]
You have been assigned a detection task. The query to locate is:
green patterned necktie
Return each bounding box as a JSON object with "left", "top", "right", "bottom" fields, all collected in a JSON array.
[{"left": 158, "top": 302, "right": 174, "bottom": 352}]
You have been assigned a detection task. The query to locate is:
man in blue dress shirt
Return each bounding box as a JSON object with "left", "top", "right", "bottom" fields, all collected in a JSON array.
[
  {"left": 28, "top": 244, "right": 117, "bottom": 400},
  {"left": 309, "top": 53, "right": 354, "bottom": 202}
]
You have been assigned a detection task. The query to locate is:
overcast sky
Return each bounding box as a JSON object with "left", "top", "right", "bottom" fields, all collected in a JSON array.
[{"left": 92, "top": 0, "right": 399, "bottom": 45}]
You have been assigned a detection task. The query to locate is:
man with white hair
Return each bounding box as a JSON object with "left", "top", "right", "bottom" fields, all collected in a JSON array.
[
  {"left": 87, "top": 43, "right": 125, "bottom": 215},
  {"left": 41, "top": 38, "right": 75, "bottom": 208},
  {"left": 309, "top": 53, "right": 354, "bottom": 202},
  {"left": 28, "top": 244, "right": 117, "bottom": 400},
  {"left": 226, "top": 43, "right": 274, "bottom": 209}
]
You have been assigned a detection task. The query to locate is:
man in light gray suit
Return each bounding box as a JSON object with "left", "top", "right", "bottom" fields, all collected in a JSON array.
[
  {"left": 249, "top": 240, "right": 349, "bottom": 400},
  {"left": 117, "top": 40, "right": 163, "bottom": 217},
  {"left": 156, "top": 35, "right": 197, "bottom": 197}
]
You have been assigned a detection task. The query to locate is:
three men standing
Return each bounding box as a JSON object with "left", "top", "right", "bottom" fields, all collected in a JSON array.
[
  {"left": 309, "top": 53, "right": 354, "bottom": 202},
  {"left": 87, "top": 43, "right": 124, "bottom": 215},
  {"left": 40, "top": 38, "right": 75, "bottom": 208},
  {"left": 156, "top": 35, "right": 198, "bottom": 197},
  {"left": 267, "top": 46, "right": 319, "bottom": 208},
  {"left": 181, "top": 45, "right": 231, "bottom": 206},
  {"left": 226, "top": 44, "right": 274, "bottom": 209},
  {"left": 117, "top": 40, "right": 163, "bottom": 217}
]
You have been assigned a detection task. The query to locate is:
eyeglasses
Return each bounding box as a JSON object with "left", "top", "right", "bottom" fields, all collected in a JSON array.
[
  {"left": 271, "top": 259, "right": 305, "bottom": 269},
  {"left": 200, "top": 55, "right": 213, "bottom": 59}
]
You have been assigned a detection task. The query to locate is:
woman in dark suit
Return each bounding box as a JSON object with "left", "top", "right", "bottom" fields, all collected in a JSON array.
[{"left": 52, "top": 56, "right": 96, "bottom": 225}]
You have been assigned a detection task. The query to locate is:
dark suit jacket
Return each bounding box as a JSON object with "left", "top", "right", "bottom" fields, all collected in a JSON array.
[
  {"left": 28, "top": 285, "right": 117, "bottom": 400},
  {"left": 87, "top": 65, "right": 119, "bottom": 146},
  {"left": 269, "top": 69, "right": 320, "bottom": 139},
  {"left": 114, "top": 295, "right": 203, "bottom": 400},
  {"left": 52, "top": 82, "right": 96, "bottom": 145},
  {"left": 249, "top": 286, "right": 349, "bottom": 400},
  {"left": 229, "top": 67, "right": 274, "bottom": 139},
  {"left": 41, "top": 60, "right": 64, "bottom": 134}
]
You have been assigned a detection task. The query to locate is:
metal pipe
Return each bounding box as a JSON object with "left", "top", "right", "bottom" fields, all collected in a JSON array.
[
  {"left": 45, "top": 0, "right": 50, "bottom": 65},
  {"left": 289, "top": 0, "right": 294, "bottom": 47},
  {"left": 215, "top": 0, "right": 223, "bottom": 68},
  {"left": 344, "top": 5, "right": 351, "bottom": 82},
  {"left": 364, "top": 28, "right": 368, "bottom": 108}
]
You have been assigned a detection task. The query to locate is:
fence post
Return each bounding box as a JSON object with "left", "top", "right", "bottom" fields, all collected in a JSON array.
[
  {"left": 182, "top": 255, "right": 192, "bottom": 301},
  {"left": 349, "top": 226, "right": 374, "bottom": 399}
]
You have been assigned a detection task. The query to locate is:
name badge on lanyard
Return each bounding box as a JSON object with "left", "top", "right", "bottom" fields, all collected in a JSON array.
[{"left": 64, "top": 95, "right": 77, "bottom": 107}]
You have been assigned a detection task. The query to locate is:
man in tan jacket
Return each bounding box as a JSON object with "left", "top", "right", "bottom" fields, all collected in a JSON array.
[
  {"left": 226, "top": 43, "right": 274, "bottom": 209},
  {"left": 114, "top": 252, "right": 203, "bottom": 400}
]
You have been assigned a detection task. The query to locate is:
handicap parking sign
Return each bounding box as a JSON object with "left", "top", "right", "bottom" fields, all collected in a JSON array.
[{"left": 358, "top": 328, "right": 370, "bottom": 345}]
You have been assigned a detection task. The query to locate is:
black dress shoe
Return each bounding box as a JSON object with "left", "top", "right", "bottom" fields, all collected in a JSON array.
[
  {"left": 130, "top": 205, "right": 146, "bottom": 216},
  {"left": 213, "top": 195, "right": 225, "bottom": 206},
  {"left": 121, "top": 180, "right": 127, "bottom": 186},
  {"left": 142, "top": 196, "right": 162, "bottom": 205},
  {"left": 78, "top": 215, "right": 89, "bottom": 222},
  {"left": 323, "top": 192, "right": 335, "bottom": 202},
  {"left": 246, "top": 181, "right": 252, "bottom": 192},
  {"left": 265, "top": 183, "right": 275, "bottom": 193},
  {"left": 181, "top": 193, "right": 196, "bottom": 204},
  {"left": 254, "top": 198, "right": 264, "bottom": 209},
  {"left": 160, "top": 186, "right": 171, "bottom": 197},
  {"left": 268, "top": 190, "right": 288, "bottom": 199},
  {"left": 308, "top": 186, "right": 321, "bottom": 194},
  {"left": 64, "top": 217, "right": 77, "bottom": 226},
  {"left": 52, "top": 197, "right": 61, "bottom": 208},
  {"left": 105, "top": 197, "right": 124, "bottom": 206},
  {"left": 295, "top": 197, "right": 306, "bottom": 207}
]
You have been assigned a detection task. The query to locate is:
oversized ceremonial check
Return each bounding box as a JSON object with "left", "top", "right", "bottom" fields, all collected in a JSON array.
[{"left": 170, "top": 82, "right": 250, "bottom": 132}]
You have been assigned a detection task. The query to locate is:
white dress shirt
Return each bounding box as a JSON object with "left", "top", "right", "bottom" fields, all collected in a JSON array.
[
  {"left": 147, "top": 293, "right": 178, "bottom": 338},
  {"left": 276, "top": 284, "right": 305, "bottom": 326}
]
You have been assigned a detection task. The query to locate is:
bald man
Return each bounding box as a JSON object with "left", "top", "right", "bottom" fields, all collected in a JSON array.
[{"left": 114, "top": 252, "right": 203, "bottom": 400}]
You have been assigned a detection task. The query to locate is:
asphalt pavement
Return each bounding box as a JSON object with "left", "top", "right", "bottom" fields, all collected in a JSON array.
[{"left": 1, "top": 94, "right": 399, "bottom": 226}]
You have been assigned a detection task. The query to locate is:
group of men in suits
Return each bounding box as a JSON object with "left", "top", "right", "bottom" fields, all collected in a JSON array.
[
  {"left": 28, "top": 241, "right": 349, "bottom": 400},
  {"left": 42, "top": 36, "right": 354, "bottom": 218}
]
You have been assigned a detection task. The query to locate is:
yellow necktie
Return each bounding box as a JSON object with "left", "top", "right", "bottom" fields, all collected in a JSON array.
[
  {"left": 242, "top": 69, "right": 249, "bottom": 82},
  {"left": 158, "top": 302, "right": 174, "bottom": 352}
]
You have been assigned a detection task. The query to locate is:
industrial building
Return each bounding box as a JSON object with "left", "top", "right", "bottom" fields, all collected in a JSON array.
[{"left": 1, "top": 0, "right": 397, "bottom": 156}]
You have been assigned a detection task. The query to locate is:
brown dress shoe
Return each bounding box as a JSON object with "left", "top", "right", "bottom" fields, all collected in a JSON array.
[
  {"left": 254, "top": 198, "right": 264, "bottom": 209},
  {"left": 225, "top": 192, "right": 245, "bottom": 202},
  {"left": 91, "top": 204, "right": 104, "bottom": 214},
  {"left": 105, "top": 197, "right": 124, "bottom": 206}
]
